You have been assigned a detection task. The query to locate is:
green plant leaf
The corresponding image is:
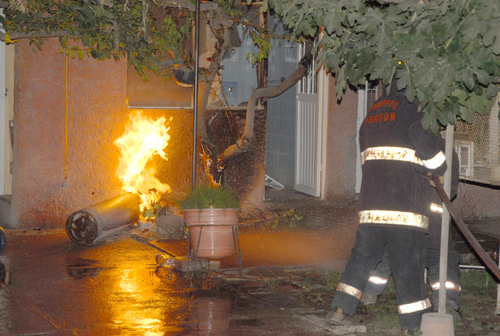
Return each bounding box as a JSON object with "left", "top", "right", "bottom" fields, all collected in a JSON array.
[{"left": 179, "top": 185, "right": 239, "bottom": 210}]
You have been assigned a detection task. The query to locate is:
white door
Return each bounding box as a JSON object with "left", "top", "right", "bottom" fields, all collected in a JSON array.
[{"left": 295, "top": 43, "right": 322, "bottom": 197}]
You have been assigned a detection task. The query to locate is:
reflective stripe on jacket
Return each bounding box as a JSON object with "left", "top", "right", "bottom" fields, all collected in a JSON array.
[{"left": 358, "top": 82, "right": 447, "bottom": 231}]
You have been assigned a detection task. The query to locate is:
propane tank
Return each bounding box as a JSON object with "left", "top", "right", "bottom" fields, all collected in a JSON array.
[{"left": 66, "top": 193, "right": 141, "bottom": 245}]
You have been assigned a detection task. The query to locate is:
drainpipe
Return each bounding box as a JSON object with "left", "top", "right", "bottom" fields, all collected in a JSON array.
[{"left": 192, "top": 0, "right": 200, "bottom": 187}]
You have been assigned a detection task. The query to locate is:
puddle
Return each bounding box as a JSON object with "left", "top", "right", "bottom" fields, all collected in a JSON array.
[
  {"left": 2, "top": 230, "right": 343, "bottom": 335},
  {"left": 187, "top": 297, "right": 232, "bottom": 333},
  {"left": 230, "top": 318, "right": 265, "bottom": 326},
  {"left": 66, "top": 257, "right": 104, "bottom": 279}
]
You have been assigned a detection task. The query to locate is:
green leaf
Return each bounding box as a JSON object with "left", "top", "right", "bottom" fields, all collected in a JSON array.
[
  {"left": 482, "top": 28, "right": 496, "bottom": 47},
  {"left": 462, "top": 70, "right": 475, "bottom": 91},
  {"left": 452, "top": 89, "right": 467, "bottom": 106},
  {"left": 421, "top": 112, "right": 432, "bottom": 131},
  {"left": 473, "top": 69, "right": 490, "bottom": 86},
  {"left": 486, "top": 83, "right": 499, "bottom": 99},
  {"left": 143, "top": 208, "right": 155, "bottom": 218},
  {"left": 492, "top": 37, "right": 500, "bottom": 56},
  {"left": 405, "top": 83, "right": 417, "bottom": 103},
  {"left": 414, "top": 62, "right": 436, "bottom": 89}
]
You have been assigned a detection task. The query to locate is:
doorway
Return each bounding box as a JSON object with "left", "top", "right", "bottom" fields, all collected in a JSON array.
[{"left": 265, "top": 18, "right": 326, "bottom": 199}]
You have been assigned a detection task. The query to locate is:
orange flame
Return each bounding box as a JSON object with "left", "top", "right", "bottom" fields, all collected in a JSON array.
[{"left": 114, "top": 111, "right": 172, "bottom": 209}]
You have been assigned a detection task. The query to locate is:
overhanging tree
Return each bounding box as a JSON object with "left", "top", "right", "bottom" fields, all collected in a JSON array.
[
  {"left": 0, "top": 0, "right": 312, "bottom": 186},
  {"left": 5, "top": 0, "right": 491, "bottom": 184},
  {"left": 268, "top": 0, "right": 500, "bottom": 133}
]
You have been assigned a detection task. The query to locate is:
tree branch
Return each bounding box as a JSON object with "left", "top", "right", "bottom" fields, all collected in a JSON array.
[
  {"left": 217, "top": 39, "right": 314, "bottom": 170},
  {"left": 0, "top": 30, "right": 74, "bottom": 42},
  {"left": 198, "top": 26, "right": 234, "bottom": 186}
]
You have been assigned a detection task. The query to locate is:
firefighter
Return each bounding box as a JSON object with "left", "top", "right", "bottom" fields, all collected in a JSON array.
[
  {"left": 326, "top": 80, "right": 447, "bottom": 336},
  {"left": 361, "top": 144, "right": 461, "bottom": 317}
]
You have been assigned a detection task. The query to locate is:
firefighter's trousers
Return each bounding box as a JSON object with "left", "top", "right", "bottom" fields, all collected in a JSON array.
[
  {"left": 363, "top": 216, "right": 461, "bottom": 306},
  {"left": 330, "top": 226, "right": 431, "bottom": 330}
]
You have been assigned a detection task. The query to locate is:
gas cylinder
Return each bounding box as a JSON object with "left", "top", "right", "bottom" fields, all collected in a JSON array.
[{"left": 66, "top": 193, "right": 141, "bottom": 245}]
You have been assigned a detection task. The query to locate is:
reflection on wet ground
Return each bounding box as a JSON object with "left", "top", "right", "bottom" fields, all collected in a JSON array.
[
  {"left": 66, "top": 257, "right": 104, "bottom": 279},
  {"left": 0, "top": 219, "right": 357, "bottom": 335}
]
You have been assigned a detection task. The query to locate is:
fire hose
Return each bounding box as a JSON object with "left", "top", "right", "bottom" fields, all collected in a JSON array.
[{"left": 433, "top": 175, "right": 500, "bottom": 281}]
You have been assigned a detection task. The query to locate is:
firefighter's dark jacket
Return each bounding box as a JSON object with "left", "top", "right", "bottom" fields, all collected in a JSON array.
[{"left": 358, "top": 82, "right": 447, "bottom": 231}]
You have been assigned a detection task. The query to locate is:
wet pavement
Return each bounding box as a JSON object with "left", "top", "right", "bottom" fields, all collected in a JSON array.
[
  {"left": 0, "top": 209, "right": 359, "bottom": 336},
  {"left": 0, "top": 193, "right": 498, "bottom": 336}
]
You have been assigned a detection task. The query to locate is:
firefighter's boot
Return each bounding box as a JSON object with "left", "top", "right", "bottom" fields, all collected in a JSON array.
[
  {"left": 360, "top": 292, "right": 378, "bottom": 305},
  {"left": 326, "top": 307, "right": 348, "bottom": 325},
  {"left": 402, "top": 327, "right": 422, "bottom": 335},
  {"left": 444, "top": 300, "right": 461, "bottom": 320}
]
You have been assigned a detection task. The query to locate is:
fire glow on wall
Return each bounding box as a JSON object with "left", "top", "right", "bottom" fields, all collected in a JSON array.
[
  {"left": 65, "top": 110, "right": 173, "bottom": 245},
  {"left": 113, "top": 110, "right": 172, "bottom": 210}
]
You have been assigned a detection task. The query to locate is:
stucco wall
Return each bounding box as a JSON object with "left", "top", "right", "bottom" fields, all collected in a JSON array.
[
  {"left": 453, "top": 182, "right": 500, "bottom": 220},
  {"left": 12, "top": 39, "right": 196, "bottom": 228},
  {"left": 324, "top": 78, "right": 358, "bottom": 203},
  {"left": 12, "top": 39, "right": 265, "bottom": 229}
]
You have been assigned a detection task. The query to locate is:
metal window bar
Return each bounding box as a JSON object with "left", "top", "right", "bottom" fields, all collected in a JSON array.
[
  {"left": 451, "top": 97, "right": 500, "bottom": 186},
  {"left": 297, "top": 42, "right": 318, "bottom": 95}
]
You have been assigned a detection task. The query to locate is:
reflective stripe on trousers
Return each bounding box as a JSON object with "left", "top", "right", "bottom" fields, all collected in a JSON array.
[
  {"left": 359, "top": 210, "right": 429, "bottom": 230},
  {"left": 336, "top": 282, "right": 363, "bottom": 300},
  {"left": 430, "top": 281, "right": 461, "bottom": 292},
  {"left": 398, "top": 298, "right": 432, "bottom": 314},
  {"left": 430, "top": 203, "right": 443, "bottom": 214},
  {"left": 368, "top": 275, "right": 389, "bottom": 285}
]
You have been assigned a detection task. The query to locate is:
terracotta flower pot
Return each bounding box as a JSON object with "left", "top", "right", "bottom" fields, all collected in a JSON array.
[{"left": 183, "top": 208, "right": 238, "bottom": 258}]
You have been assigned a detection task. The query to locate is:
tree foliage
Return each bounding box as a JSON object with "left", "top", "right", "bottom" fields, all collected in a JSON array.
[
  {"left": 1, "top": 0, "right": 194, "bottom": 78},
  {"left": 3, "top": 0, "right": 499, "bottom": 147},
  {"left": 4, "top": 0, "right": 495, "bottom": 176},
  {"left": 268, "top": 0, "right": 500, "bottom": 133}
]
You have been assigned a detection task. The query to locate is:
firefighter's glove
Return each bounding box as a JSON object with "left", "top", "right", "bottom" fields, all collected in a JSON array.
[{"left": 427, "top": 173, "right": 444, "bottom": 188}]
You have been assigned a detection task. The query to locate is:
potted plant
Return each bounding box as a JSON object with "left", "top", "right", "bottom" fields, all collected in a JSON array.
[
  {"left": 179, "top": 184, "right": 240, "bottom": 258},
  {"left": 140, "top": 188, "right": 186, "bottom": 239}
]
